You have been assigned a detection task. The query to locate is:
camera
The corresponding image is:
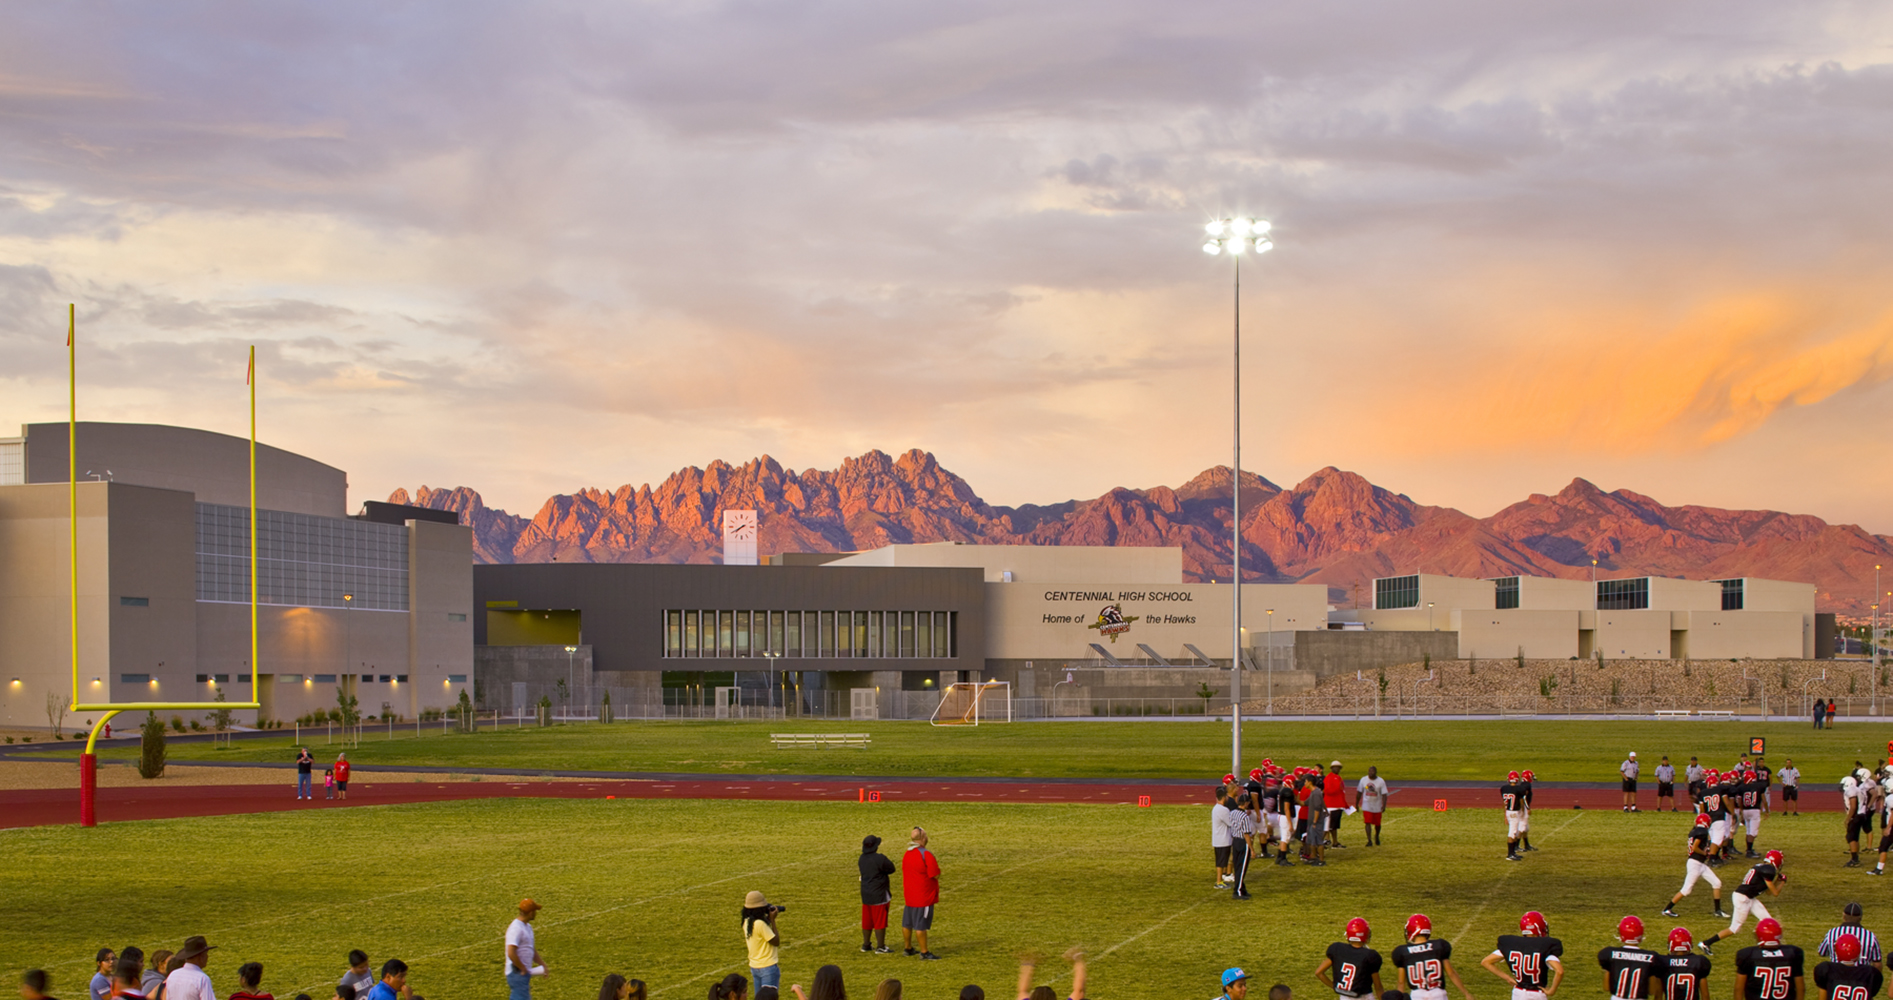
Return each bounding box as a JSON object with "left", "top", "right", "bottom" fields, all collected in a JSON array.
[{"left": 768, "top": 904, "right": 789, "bottom": 914}]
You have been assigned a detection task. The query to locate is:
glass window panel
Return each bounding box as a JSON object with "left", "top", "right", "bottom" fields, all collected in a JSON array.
[
  {"left": 769, "top": 611, "right": 784, "bottom": 655},
  {"left": 934, "top": 612, "right": 949, "bottom": 657},
  {"left": 685, "top": 611, "right": 700, "bottom": 656},
  {"left": 786, "top": 611, "right": 802, "bottom": 658},
  {"left": 820, "top": 611, "right": 835, "bottom": 657},
  {"left": 667, "top": 611, "right": 681, "bottom": 657},
  {"left": 719, "top": 611, "right": 734, "bottom": 657},
  {"left": 837, "top": 610, "right": 853, "bottom": 657},
  {"left": 737, "top": 610, "right": 752, "bottom": 656},
  {"left": 901, "top": 611, "right": 915, "bottom": 657},
  {"left": 868, "top": 611, "right": 882, "bottom": 658},
  {"left": 918, "top": 612, "right": 932, "bottom": 659}
]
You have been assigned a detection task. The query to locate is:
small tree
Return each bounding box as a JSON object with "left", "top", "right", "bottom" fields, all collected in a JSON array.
[
  {"left": 208, "top": 689, "right": 233, "bottom": 731},
  {"left": 1516, "top": 647, "right": 1526, "bottom": 671},
  {"left": 1610, "top": 677, "right": 1621, "bottom": 706},
  {"left": 1539, "top": 675, "right": 1559, "bottom": 700},
  {"left": 1850, "top": 674, "right": 1858, "bottom": 695},
  {"left": 456, "top": 688, "right": 474, "bottom": 732},
  {"left": 602, "top": 688, "right": 613, "bottom": 724},
  {"left": 138, "top": 711, "right": 167, "bottom": 779},
  {"left": 1422, "top": 652, "right": 1431, "bottom": 671},
  {"left": 555, "top": 678, "right": 569, "bottom": 721},
  {"left": 537, "top": 694, "right": 552, "bottom": 726},
  {"left": 45, "top": 692, "right": 70, "bottom": 739},
  {"left": 1195, "top": 682, "right": 1214, "bottom": 714}
]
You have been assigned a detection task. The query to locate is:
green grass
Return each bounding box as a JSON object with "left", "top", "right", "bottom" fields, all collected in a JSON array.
[
  {"left": 0, "top": 797, "right": 1876, "bottom": 1000},
  {"left": 66, "top": 718, "right": 1893, "bottom": 783}
]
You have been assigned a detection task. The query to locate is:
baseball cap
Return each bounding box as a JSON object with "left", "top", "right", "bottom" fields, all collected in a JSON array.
[
  {"left": 1844, "top": 901, "right": 1864, "bottom": 917},
  {"left": 518, "top": 898, "right": 542, "bottom": 914},
  {"left": 1330, "top": 760, "right": 1343, "bottom": 768},
  {"left": 1629, "top": 751, "right": 1637, "bottom": 757},
  {"left": 1222, "top": 969, "right": 1249, "bottom": 988}
]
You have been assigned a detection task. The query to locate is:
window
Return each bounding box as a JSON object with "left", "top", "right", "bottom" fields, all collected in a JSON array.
[
  {"left": 194, "top": 502, "right": 408, "bottom": 610},
  {"left": 396, "top": 675, "right": 408, "bottom": 683},
  {"left": 901, "top": 611, "right": 915, "bottom": 657},
  {"left": 119, "top": 596, "right": 150, "bottom": 607},
  {"left": 769, "top": 611, "right": 784, "bottom": 656},
  {"left": 379, "top": 675, "right": 392, "bottom": 682},
  {"left": 214, "top": 674, "right": 229, "bottom": 683},
  {"left": 120, "top": 673, "right": 150, "bottom": 683},
  {"left": 313, "top": 674, "right": 337, "bottom": 683},
  {"left": 667, "top": 610, "right": 682, "bottom": 656},
  {"left": 718, "top": 611, "right": 733, "bottom": 658},
  {"left": 660, "top": 608, "right": 961, "bottom": 659},
  {"left": 361, "top": 673, "right": 374, "bottom": 682},
  {"left": 868, "top": 611, "right": 883, "bottom": 657},
  {"left": 786, "top": 611, "right": 802, "bottom": 656},
  {"left": 234, "top": 676, "right": 250, "bottom": 684},
  {"left": 197, "top": 674, "right": 210, "bottom": 682},
  {"left": 820, "top": 611, "right": 835, "bottom": 657},
  {"left": 447, "top": 612, "right": 468, "bottom": 622},
  {"left": 1597, "top": 578, "right": 1650, "bottom": 610},
  {"left": 917, "top": 613, "right": 932, "bottom": 658},
  {"left": 1375, "top": 576, "right": 1420, "bottom": 610},
  {"left": 448, "top": 674, "right": 467, "bottom": 683},
  {"left": 1716, "top": 578, "right": 1745, "bottom": 611},
  {"left": 278, "top": 674, "right": 304, "bottom": 683},
  {"left": 1493, "top": 577, "right": 1520, "bottom": 610}
]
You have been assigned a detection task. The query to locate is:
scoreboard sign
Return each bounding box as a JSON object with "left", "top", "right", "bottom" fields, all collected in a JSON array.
[{"left": 1749, "top": 737, "right": 1766, "bottom": 756}]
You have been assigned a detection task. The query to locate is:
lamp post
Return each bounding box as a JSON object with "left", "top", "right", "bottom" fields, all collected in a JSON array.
[
  {"left": 1203, "top": 216, "right": 1273, "bottom": 774},
  {"left": 1427, "top": 602, "right": 1436, "bottom": 631},
  {"left": 1872, "top": 562, "right": 1881, "bottom": 714},
  {"left": 564, "top": 645, "right": 578, "bottom": 722},
  {"left": 764, "top": 650, "right": 780, "bottom": 718}
]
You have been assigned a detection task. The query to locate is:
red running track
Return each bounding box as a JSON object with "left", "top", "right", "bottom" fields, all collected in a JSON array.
[{"left": 0, "top": 777, "right": 1844, "bottom": 829}]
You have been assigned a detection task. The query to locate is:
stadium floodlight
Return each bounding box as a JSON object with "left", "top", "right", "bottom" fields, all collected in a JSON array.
[{"left": 1199, "top": 216, "right": 1275, "bottom": 775}]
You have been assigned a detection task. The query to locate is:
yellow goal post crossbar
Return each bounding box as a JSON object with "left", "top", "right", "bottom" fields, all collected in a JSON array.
[{"left": 67, "top": 313, "right": 259, "bottom": 765}]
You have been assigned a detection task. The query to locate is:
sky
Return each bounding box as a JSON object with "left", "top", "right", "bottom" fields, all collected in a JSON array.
[{"left": 3, "top": 2, "right": 1892, "bottom": 531}]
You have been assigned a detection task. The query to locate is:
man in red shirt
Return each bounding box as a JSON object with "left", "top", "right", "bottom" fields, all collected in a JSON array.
[
  {"left": 901, "top": 826, "right": 942, "bottom": 961},
  {"left": 334, "top": 753, "right": 352, "bottom": 800},
  {"left": 1325, "top": 762, "right": 1348, "bottom": 848}
]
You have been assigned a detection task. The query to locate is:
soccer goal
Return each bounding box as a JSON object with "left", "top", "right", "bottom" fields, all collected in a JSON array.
[{"left": 930, "top": 681, "right": 1012, "bottom": 726}]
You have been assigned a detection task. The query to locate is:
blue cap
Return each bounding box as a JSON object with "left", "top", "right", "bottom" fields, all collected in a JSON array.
[{"left": 1223, "top": 969, "right": 1248, "bottom": 989}]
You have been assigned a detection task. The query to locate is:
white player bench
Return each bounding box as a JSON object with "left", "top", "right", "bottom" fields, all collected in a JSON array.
[
  {"left": 1697, "top": 710, "right": 1736, "bottom": 719},
  {"left": 1652, "top": 709, "right": 1736, "bottom": 719},
  {"left": 769, "top": 733, "right": 872, "bottom": 749},
  {"left": 1653, "top": 710, "right": 1693, "bottom": 718}
]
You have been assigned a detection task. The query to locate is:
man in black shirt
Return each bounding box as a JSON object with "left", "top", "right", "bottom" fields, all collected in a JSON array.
[
  {"left": 1600, "top": 916, "right": 1659, "bottom": 1000},
  {"left": 1392, "top": 914, "right": 1474, "bottom": 1000},
  {"left": 1733, "top": 919, "right": 1803, "bottom": 1000},
  {"left": 1813, "top": 934, "right": 1882, "bottom": 1000},
  {"left": 1702, "top": 852, "right": 1785, "bottom": 956},
  {"left": 858, "top": 835, "right": 896, "bottom": 953},
  {"left": 1701, "top": 773, "right": 1731, "bottom": 866},
  {"left": 1317, "top": 919, "right": 1385, "bottom": 1000},
  {"left": 1655, "top": 928, "right": 1712, "bottom": 1000},
  {"left": 1482, "top": 911, "right": 1564, "bottom": 998},
  {"left": 1740, "top": 770, "right": 1766, "bottom": 859},
  {"left": 1501, "top": 772, "right": 1526, "bottom": 862},
  {"left": 1665, "top": 814, "right": 1728, "bottom": 919}
]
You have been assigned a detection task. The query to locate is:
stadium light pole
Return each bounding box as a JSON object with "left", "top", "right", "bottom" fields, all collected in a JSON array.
[
  {"left": 1873, "top": 562, "right": 1881, "bottom": 714},
  {"left": 564, "top": 645, "right": 578, "bottom": 722},
  {"left": 1204, "top": 217, "right": 1273, "bottom": 774}
]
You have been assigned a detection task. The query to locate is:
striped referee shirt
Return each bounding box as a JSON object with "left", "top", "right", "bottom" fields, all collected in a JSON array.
[
  {"left": 1817, "top": 924, "right": 1883, "bottom": 965},
  {"left": 1227, "top": 807, "right": 1256, "bottom": 840}
]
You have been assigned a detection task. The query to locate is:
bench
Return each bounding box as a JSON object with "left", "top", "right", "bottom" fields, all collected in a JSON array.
[
  {"left": 1653, "top": 710, "right": 1693, "bottom": 718},
  {"left": 1697, "top": 710, "right": 1735, "bottom": 719},
  {"left": 769, "top": 733, "right": 872, "bottom": 749},
  {"left": 1652, "top": 710, "right": 1736, "bottom": 719}
]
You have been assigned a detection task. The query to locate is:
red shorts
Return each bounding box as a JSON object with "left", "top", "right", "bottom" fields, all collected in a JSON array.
[
  {"left": 1363, "top": 811, "right": 1383, "bottom": 825},
  {"left": 861, "top": 903, "right": 889, "bottom": 930}
]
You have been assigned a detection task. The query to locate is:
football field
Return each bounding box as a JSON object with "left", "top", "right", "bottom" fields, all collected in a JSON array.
[{"left": 1, "top": 795, "right": 1875, "bottom": 1000}]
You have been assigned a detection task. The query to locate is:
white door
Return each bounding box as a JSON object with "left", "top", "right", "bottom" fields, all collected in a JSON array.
[
  {"left": 715, "top": 686, "right": 738, "bottom": 719},
  {"left": 851, "top": 688, "right": 879, "bottom": 720}
]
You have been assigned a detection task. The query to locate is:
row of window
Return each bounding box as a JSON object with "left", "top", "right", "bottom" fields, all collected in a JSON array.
[
  {"left": 1596, "top": 578, "right": 1649, "bottom": 610},
  {"left": 195, "top": 503, "right": 410, "bottom": 610},
  {"left": 115, "top": 673, "right": 472, "bottom": 684},
  {"left": 1375, "top": 576, "right": 1420, "bottom": 610},
  {"left": 664, "top": 610, "right": 957, "bottom": 659},
  {"left": 1494, "top": 577, "right": 1520, "bottom": 610},
  {"left": 1717, "top": 578, "right": 1745, "bottom": 611}
]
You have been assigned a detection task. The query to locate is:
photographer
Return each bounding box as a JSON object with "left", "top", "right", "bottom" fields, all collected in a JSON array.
[{"left": 743, "top": 891, "right": 785, "bottom": 992}]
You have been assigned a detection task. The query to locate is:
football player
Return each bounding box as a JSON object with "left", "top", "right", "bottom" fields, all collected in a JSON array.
[
  {"left": 1702, "top": 851, "right": 1786, "bottom": 956},
  {"left": 1871, "top": 770, "right": 1893, "bottom": 876},
  {"left": 1664, "top": 814, "right": 1728, "bottom": 919},
  {"left": 1245, "top": 768, "right": 1270, "bottom": 858},
  {"left": 1481, "top": 911, "right": 1564, "bottom": 1000},
  {"left": 1740, "top": 768, "right": 1767, "bottom": 859},
  {"left": 1654, "top": 928, "right": 1712, "bottom": 1000},
  {"left": 1701, "top": 772, "right": 1731, "bottom": 866},
  {"left": 1812, "top": 934, "right": 1882, "bottom": 1000},
  {"left": 1317, "top": 918, "right": 1385, "bottom": 1000},
  {"left": 1733, "top": 919, "right": 1803, "bottom": 1000},
  {"left": 1519, "top": 771, "right": 1538, "bottom": 852},
  {"left": 1392, "top": 914, "right": 1476, "bottom": 1000},
  {"left": 1716, "top": 772, "right": 1742, "bottom": 861},
  {"left": 1502, "top": 772, "right": 1527, "bottom": 862},
  {"left": 1600, "top": 916, "right": 1659, "bottom": 1000}
]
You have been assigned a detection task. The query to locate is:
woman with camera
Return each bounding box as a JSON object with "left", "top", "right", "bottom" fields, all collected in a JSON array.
[{"left": 742, "top": 891, "right": 784, "bottom": 992}]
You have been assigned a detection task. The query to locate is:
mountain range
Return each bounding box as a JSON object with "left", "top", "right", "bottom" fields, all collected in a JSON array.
[{"left": 389, "top": 449, "right": 1893, "bottom": 613}]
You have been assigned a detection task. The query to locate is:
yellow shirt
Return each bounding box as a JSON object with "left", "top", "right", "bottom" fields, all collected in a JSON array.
[{"left": 745, "top": 918, "right": 778, "bottom": 968}]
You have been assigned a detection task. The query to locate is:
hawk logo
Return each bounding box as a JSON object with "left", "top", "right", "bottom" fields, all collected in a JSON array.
[{"left": 1086, "top": 603, "right": 1139, "bottom": 643}]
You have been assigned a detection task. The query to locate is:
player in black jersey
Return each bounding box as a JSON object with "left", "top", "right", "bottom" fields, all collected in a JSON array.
[
  {"left": 1519, "top": 771, "right": 1537, "bottom": 852},
  {"left": 1664, "top": 814, "right": 1728, "bottom": 919},
  {"left": 1392, "top": 914, "right": 1476, "bottom": 1000},
  {"left": 1601, "top": 916, "right": 1659, "bottom": 1000},
  {"left": 1813, "top": 933, "right": 1882, "bottom": 1000},
  {"left": 1482, "top": 911, "right": 1564, "bottom": 999},
  {"left": 1245, "top": 768, "right": 1270, "bottom": 858},
  {"left": 1734, "top": 919, "right": 1803, "bottom": 1000},
  {"left": 1702, "top": 851, "right": 1785, "bottom": 956},
  {"left": 1317, "top": 918, "right": 1386, "bottom": 1000},
  {"left": 1656, "top": 928, "right": 1713, "bottom": 1000},
  {"left": 1502, "top": 772, "right": 1527, "bottom": 861},
  {"left": 1701, "top": 773, "right": 1732, "bottom": 866},
  {"left": 1740, "top": 770, "right": 1766, "bottom": 859}
]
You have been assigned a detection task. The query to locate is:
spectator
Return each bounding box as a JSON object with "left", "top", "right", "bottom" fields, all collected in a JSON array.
[
  {"left": 901, "top": 827, "right": 942, "bottom": 960},
  {"left": 1267, "top": 986, "right": 1291, "bottom": 1000},
  {"left": 112, "top": 959, "right": 147, "bottom": 1000},
  {"left": 91, "top": 948, "right": 118, "bottom": 1000},
  {"left": 872, "top": 982, "right": 900, "bottom": 1000},
  {"left": 324, "top": 769, "right": 335, "bottom": 800},
  {"left": 22, "top": 971, "right": 56, "bottom": 1000},
  {"left": 142, "top": 952, "right": 173, "bottom": 1000},
  {"left": 1210, "top": 788, "right": 1234, "bottom": 887},
  {"left": 1830, "top": 699, "right": 1839, "bottom": 725},
  {"left": 333, "top": 754, "right": 351, "bottom": 800},
  {"left": 228, "top": 964, "right": 270, "bottom": 1000},
  {"left": 788, "top": 964, "right": 843, "bottom": 1000},
  {"left": 709, "top": 974, "right": 749, "bottom": 1000},
  {"left": 1220, "top": 968, "right": 1248, "bottom": 1000},
  {"left": 366, "top": 962, "right": 408, "bottom": 1000},
  {"left": 742, "top": 891, "right": 782, "bottom": 992},
  {"left": 959, "top": 988, "right": 984, "bottom": 1000},
  {"left": 339, "top": 952, "right": 372, "bottom": 1000},
  {"left": 163, "top": 938, "right": 216, "bottom": 1000},
  {"left": 1016, "top": 949, "right": 1087, "bottom": 1000},
  {"left": 1818, "top": 903, "right": 1884, "bottom": 969},
  {"left": 859, "top": 835, "right": 896, "bottom": 954},
  {"left": 296, "top": 748, "right": 314, "bottom": 800},
  {"left": 1325, "top": 763, "right": 1348, "bottom": 847},
  {"left": 506, "top": 900, "right": 546, "bottom": 1000},
  {"left": 1356, "top": 767, "right": 1390, "bottom": 845},
  {"left": 598, "top": 976, "right": 627, "bottom": 1000},
  {"left": 1816, "top": 700, "right": 1828, "bottom": 729}
]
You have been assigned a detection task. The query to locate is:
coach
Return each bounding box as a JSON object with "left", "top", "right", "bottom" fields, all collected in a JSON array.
[
  {"left": 902, "top": 827, "right": 941, "bottom": 960},
  {"left": 1818, "top": 902, "right": 1884, "bottom": 970},
  {"left": 1620, "top": 752, "right": 1640, "bottom": 812}
]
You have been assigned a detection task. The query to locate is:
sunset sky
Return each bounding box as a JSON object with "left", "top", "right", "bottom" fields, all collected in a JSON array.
[{"left": 3, "top": 3, "right": 1891, "bottom": 531}]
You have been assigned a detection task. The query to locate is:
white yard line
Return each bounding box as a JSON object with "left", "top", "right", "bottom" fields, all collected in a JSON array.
[{"left": 1450, "top": 810, "right": 1588, "bottom": 945}]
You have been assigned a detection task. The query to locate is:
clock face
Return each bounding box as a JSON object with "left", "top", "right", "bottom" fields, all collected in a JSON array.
[{"left": 724, "top": 510, "right": 758, "bottom": 540}]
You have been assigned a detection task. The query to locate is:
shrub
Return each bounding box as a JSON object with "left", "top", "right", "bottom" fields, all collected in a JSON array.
[
  {"left": 139, "top": 711, "right": 167, "bottom": 779},
  {"left": 189, "top": 720, "right": 204, "bottom": 732},
  {"left": 170, "top": 716, "right": 186, "bottom": 733}
]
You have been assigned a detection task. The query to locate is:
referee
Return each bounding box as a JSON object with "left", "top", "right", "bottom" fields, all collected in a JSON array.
[
  {"left": 1226, "top": 792, "right": 1255, "bottom": 900},
  {"left": 1818, "top": 902, "right": 1884, "bottom": 970}
]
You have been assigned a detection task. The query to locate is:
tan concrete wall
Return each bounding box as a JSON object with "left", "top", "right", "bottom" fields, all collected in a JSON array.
[
  {"left": 984, "top": 581, "right": 1326, "bottom": 662},
  {"left": 1516, "top": 576, "right": 1593, "bottom": 609},
  {"left": 1596, "top": 609, "right": 1672, "bottom": 658},
  {"left": 1677, "top": 611, "right": 1809, "bottom": 660},
  {"left": 0, "top": 482, "right": 112, "bottom": 729},
  {"left": 829, "top": 542, "right": 1184, "bottom": 583},
  {"left": 25, "top": 422, "right": 348, "bottom": 518},
  {"left": 1417, "top": 574, "right": 1496, "bottom": 611},
  {"left": 196, "top": 602, "right": 408, "bottom": 721},
  {"left": 1646, "top": 578, "right": 1721, "bottom": 611},
  {"left": 1455, "top": 609, "right": 1582, "bottom": 660},
  {"left": 106, "top": 484, "right": 199, "bottom": 704},
  {"left": 408, "top": 519, "right": 475, "bottom": 714},
  {"left": 1741, "top": 578, "right": 1817, "bottom": 614}
]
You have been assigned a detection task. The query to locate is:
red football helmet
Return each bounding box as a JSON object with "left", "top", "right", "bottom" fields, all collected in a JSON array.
[
  {"left": 1508, "top": 770, "right": 1521, "bottom": 781},
  {"left": 1520, "top": 911, "right": 1549, "bottom": 937},
  {"left": 1836, "top": 935, "right": 1862, "bottom": 963},
  {"left": 1617, "top": 916, "right": 1645, "bottom": 944},
  {"left": 1523, "top": 770, "right": 1535, "bottom": 781},
  {"left": 1405, "top": 914, "right": 1433, "bottom": 942},
  {"left": 1224, "top": 774, "right": 1237, "bottom": 785},
  {"left": 1694, "top": 813, "right": 1712, "bottom": 827},
  {"left": 1249, "top": 768, "right": 1264, "bottom": 780},
  {"left": 1668, "top": 927, "right": 1694, "bottom": 953},
  {"left": 1755, "top": 918, "right": 1783, "bottom": 944},
  {"left": 1705, "top": 769, "right": 1719, "bottom": 780},
  {"left": 1765, "top": 850, "right": 1784, "bottom": 868},
  {"left": 1261, "top": 758, "right": 1273, "bottom": 767},
  {"left": 1346, "top": 917, "right": 1371, "bottom": 944}
]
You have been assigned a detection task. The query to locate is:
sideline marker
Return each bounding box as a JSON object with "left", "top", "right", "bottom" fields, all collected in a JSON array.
[
  {"left": 868, "top": 790, "right": 881, "bottom": 802},
  {"left": 1137, "top": 795, "right": 1151, "bottom": 807},
  {"left": 1433, "top": 799, "right": 1448, "bottom": 811}
]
